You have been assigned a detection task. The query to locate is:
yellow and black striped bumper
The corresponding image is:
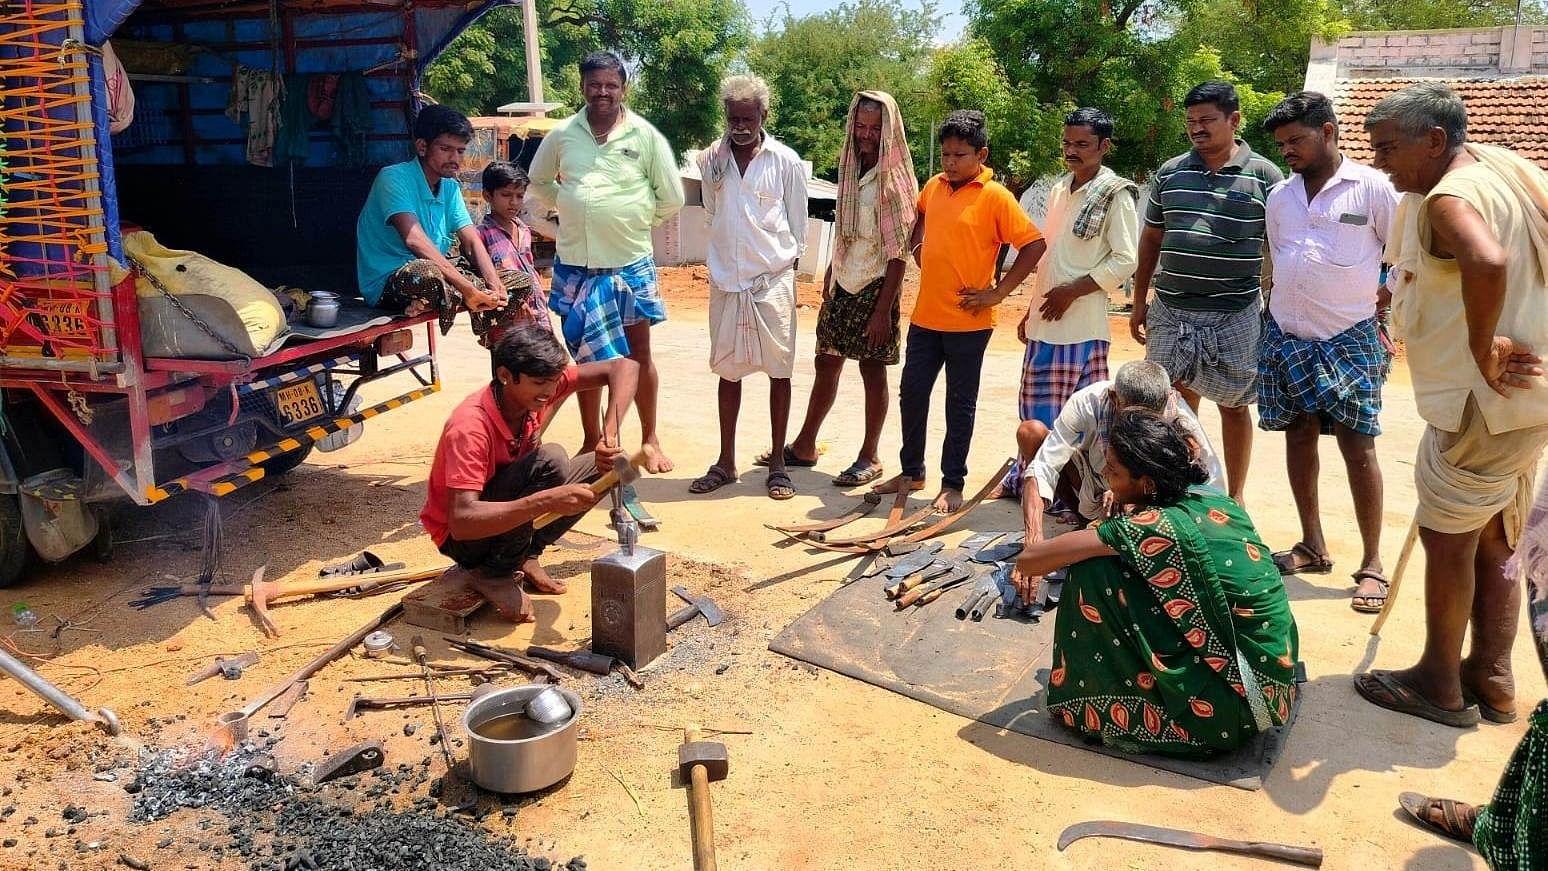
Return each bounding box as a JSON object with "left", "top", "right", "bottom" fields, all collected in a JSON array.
[{"left": 145, "top": 383, "right": 440, "bottom": 502}]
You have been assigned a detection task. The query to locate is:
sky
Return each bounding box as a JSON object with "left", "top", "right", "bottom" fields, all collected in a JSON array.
[{"left": 741, "top": 0, "right": 967, "bottom": 43}]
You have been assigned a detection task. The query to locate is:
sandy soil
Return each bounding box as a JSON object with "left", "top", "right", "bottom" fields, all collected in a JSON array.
[{"left": 0, "top": 266, "right": 1531, "bottom": 870}]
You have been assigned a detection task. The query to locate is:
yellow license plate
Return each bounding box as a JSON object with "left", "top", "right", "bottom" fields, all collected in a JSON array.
[
  {"left": 36, "top": 299, "right": 91, "bottom": 339},
  {"left": 274, "top": 380, "right": 326, "bottom": 426}
]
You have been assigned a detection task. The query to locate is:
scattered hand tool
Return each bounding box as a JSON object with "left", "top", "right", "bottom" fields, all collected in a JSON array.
[
  {"left": 882, "top": 541, "right": 946, "bottom": 580},
  {"left": 345, "top": 691, "right": 477, "bottom": 720},
  {"left": 219, "top": 603, "right": 402, "bottom": 744},
  {"left": 442, "top": 637, "right": 563, "bottom": 683},
  {"left": 971, "top": 531, "right": 1027, "bottom": 564},
  {"left": 267, "top": 681, "right": 308, "bottom": 718},
  {"left": 883, "top": 560, "right": 950, "bottom": 600},
  {"left": 185, "top": 651, "right": 259, "bottom": 685},
  {"left": 411, "top": 636, "right": 458, "bottom": 776},
  {"left": 345, "top": 664, "right": 514, "bottom": 683},
  {"left": 679, "top": 725, "right": 730, "bottom": 871},
  {"left": 533, "top": 448, "right": 649, "bottom": 529},
  {"left": 620, "top": 483, "right": 661, "bottom": 531},
  {"left": 0, "top": 643, "right": 120, "bottom": 735},
  {"left": 955, "top": 576, "right": 998, "bottom": 620},
  {"left": 667, "top": 586, "right": 725, "bottom": 631},
  {"left": 1056, "top": 820, "right": 1323, "bottom": 867},
  {"left": 765, "top": 498, "right": 878, "bottom": 536},
  {"left": 527, "top": 645, "right": 615, "bottom": 676},
  {"left": 896, "top": 562, "right": 975, "bottom": 609},
  {"left": 311, "top": 740, "right": 385, "bottom": 785}
]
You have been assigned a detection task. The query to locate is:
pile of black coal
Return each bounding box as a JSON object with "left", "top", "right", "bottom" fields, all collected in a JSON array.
[{"left": 128, "top": 744, "right": 586, "bottom": 871}]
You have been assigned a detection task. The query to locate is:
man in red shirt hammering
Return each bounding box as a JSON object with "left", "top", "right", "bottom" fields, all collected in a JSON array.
[{"left": 421, "top": 324, "right": 639, "bottom": 621}]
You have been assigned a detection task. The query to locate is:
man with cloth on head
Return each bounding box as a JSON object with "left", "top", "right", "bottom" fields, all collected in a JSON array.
[
  {"left": 688, "top": 74, "right": 809, "bottom": 501},
  {"left": 997, "top": 106, "right": 1138, "bottom": 504},
  {"left": 1258, "top": 91, "right": 1398, "bottom": 614},
  {"left": 769, "top": 90, "right": 918, "bottom": 489},
  {"left": 1354, "top": 82, "right": 1548, "bottom": 730},
  {"left": 1014, "top": 360, "right": 1225, "bottom": 584},
  {"left": 528, "top": 50, "right": 685, "bottom": 474},
  {"left": 1131, "top": 81, "right": 1284, "bottom": 503}
]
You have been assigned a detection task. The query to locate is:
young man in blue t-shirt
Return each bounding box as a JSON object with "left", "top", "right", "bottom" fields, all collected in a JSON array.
[{"left": 355, "top": 105, "right": 508, "bottom": 332}]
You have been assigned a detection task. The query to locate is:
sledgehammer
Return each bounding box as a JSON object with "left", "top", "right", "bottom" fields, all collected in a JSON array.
[{"left": 679, "top": 725, "right": 729, "bottom": 871}]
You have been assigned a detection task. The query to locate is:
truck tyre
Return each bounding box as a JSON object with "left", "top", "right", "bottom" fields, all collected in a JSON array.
[
  {"left": 259, "top": 443, "right": 314, "bottom": 477},
  {"left": 91, "top": 507, "right": 113, "bottom": 563},
  {"left": 0, "top": 495, "right": 30, "bottom": 588}
]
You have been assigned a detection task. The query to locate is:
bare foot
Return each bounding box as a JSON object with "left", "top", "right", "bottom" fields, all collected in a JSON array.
[
  {"left": 642, "top": 439, "right": 674, "bottom": 474},
  {"left": 521, "top": 557, "right": 568, "bottom": 595},
  {"left": 869, "top": 474, "right": 925, "bottom": 496},
  {"left": 461, "top": 569, "right": 534, "bottom": 623},
  {"left": 931, "top": 488, "right": 964, "bottom": 513}
]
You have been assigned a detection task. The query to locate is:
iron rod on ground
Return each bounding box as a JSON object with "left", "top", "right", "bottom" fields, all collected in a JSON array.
[{"left": 0, "top": 645, "right": 120, "bottom": 735}]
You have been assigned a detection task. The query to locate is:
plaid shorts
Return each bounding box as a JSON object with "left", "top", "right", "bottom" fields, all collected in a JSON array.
[
  {"left": 1257, "top": 315, "right": 1387, "bottom": 436},
  {"left": 1000, "top": 338, "right": 1109, "bottom": 496},
  {"left": 1019, "top": 339, "right": 1110, "bottom": 427}
]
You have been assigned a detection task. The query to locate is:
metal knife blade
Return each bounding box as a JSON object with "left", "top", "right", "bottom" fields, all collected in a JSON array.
[{"left": 1056, "top": 820, "right": 1323, "bottom": 867}]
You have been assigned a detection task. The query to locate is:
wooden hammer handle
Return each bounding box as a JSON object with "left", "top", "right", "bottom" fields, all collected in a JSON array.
[
  {"left": 532, "top": 449, "right": 648, "bottom": 530},
  {"left": 684, "top": 726, "right": 718, "bottom": 871}
]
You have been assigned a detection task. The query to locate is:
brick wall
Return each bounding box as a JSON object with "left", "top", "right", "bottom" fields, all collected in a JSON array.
[{"left": 1320, "top": 26, "right": 1548, "bottom": 77}]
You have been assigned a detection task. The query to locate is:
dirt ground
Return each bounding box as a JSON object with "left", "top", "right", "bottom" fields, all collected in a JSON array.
[{"left": 0, "top": 265, "right": 1535, "bottom": 870}]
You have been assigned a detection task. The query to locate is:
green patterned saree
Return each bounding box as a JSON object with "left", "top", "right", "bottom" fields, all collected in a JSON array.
[{"left": 1046, "top": 488, "right": 1300, "bottom": 758}]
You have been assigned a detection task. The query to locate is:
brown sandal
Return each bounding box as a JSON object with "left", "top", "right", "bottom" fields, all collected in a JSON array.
[
  {"left": 1398, "top": 792, "right": 1480, "bottom": 843},
  {"left": 1273, "top": 542, "right": 1333, "bottom": 576},
  {"left": 1350, "top": 570, "right": 1390, "bottom": 613}
]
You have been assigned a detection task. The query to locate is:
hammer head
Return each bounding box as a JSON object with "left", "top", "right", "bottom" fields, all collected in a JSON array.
[
  {"left": 678, "top": 740, "right": 729, "bottom": 782},
  {"left": 244, "top": 566, "right": 279, "bottom": 638},
  {"left": 671, "top": 586, "right": 724, "bottom": 626},
  {"left": 612, "top": 454, "right": 641, "bottom": 485}
]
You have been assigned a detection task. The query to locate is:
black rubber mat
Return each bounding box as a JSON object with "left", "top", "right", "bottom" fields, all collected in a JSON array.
[{"left": 769, "top": 570, "right": 1302, "bottom": 790}]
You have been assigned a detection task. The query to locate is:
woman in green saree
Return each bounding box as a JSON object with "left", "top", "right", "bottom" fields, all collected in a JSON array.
[{"left": 1016, "top": 409, "right": 1301, "bottom": 758}]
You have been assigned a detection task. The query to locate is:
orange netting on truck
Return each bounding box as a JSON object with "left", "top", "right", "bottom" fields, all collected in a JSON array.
[{"left": 0, "top": 0, "right": 115, "bottom": 366}]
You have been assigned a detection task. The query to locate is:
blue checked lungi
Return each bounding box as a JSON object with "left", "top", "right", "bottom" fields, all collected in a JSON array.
[
  {"left": 1001, "top": 339, "right": 1110, "bottom": 496},
  {"left": 1257, "top": 315, "right": 1388, "bottom": 436},
  {"left": 548, "top": 255, "right": 667, "bottom": 363}
]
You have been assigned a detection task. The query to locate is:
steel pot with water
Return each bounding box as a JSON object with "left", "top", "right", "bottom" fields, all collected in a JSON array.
[{"left": 462, "top": 684, "right": 581, "bottom": 793}]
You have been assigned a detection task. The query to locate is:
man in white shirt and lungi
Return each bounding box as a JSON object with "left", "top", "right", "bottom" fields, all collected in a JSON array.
[
  {"left": 689, "top": 74, "right": 809, "bottom": 501},
  {"left": 1258, "top": 91, "right": 1399, "bottom": 614}
]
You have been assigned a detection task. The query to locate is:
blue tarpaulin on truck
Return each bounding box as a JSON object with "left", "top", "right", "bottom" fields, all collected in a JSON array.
[{"left": 3, "top": 0, "right": 516, "bottom": 269}]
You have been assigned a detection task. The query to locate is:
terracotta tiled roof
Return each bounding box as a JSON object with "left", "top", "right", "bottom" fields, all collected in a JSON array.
[{"left": 1336, "top": 77, "right": 1548, "bottom": 170}]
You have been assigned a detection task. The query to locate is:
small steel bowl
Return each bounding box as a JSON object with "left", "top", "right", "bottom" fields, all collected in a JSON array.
[{"left": 524, "top": 686, "right": 573, "bottom": 725}]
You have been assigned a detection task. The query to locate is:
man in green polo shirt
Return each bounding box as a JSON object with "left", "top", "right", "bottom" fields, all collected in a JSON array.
[
  {"left": 528, "top": 51, "right": 685, "bottom": 475},
  {"left": 1130, "top": 80, "right": 1283, "bottom": 502}
]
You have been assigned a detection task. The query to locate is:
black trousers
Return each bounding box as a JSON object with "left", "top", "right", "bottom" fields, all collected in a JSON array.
[
  {"left": 898, "top": 324, "right": 993, "bottom": 492},
  {"left": 439, "top": 442, "right": 597, "bottom": 576}
]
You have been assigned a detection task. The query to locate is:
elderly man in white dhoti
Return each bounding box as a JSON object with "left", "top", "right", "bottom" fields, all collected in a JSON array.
[{"left": 688, "top": 74, "right": 809, "bottom": 500}]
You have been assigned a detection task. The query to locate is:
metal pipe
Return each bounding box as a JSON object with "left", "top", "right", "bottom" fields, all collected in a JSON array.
[{"left": 0, "top": 645, "right": 121, "bottom": 735}]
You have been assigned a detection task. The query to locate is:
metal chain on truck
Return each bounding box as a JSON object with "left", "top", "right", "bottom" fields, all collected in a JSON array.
[{"left": 126, "top": 254, "right": 252, "bottom": 361}]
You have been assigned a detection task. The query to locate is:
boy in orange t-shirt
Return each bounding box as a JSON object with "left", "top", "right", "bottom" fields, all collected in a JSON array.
[{"left": 873, "top": 110, "right": 1046, "bottom": 512}]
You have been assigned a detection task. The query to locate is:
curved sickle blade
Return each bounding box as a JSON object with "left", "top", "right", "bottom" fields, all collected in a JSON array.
[{"left": 1058, "top": 820, "right": 1210, "bottom": 852}]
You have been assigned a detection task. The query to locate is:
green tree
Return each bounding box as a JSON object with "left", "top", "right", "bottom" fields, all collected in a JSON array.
[
  {"left": 923, "top": 38, "right": 1064, "bottom": 184},
  {"left": 745, "top": 0, "right": 938, "bottom": 179},
  {"left": 1337, "top": 0, "right": 1545, "bottom": 30},
  {"left": 1169, "top": 0, "right": 1351, "bottom": 95}
]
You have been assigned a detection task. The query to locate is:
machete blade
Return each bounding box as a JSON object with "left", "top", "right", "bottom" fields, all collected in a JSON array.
[{"left": 1056, "top": 820, "right": 1324, "bottom": 867}]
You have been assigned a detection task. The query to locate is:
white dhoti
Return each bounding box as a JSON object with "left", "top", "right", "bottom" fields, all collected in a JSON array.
[
  {"left": 708, "top": 269, "right": 797, "bottom": 381},
  {"left": 1415, "top": 397, "right": 1548, "bottom": 545}
]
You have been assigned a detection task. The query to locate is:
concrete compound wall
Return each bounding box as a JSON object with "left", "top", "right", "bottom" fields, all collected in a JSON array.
[{"left": 1307, "top": 25, "right": 1548, "bottom": 90}]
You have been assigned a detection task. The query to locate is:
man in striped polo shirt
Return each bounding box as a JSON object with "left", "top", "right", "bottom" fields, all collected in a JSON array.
[{"left": 1131, "top": 80, "right": 1283, "bottom": 502}]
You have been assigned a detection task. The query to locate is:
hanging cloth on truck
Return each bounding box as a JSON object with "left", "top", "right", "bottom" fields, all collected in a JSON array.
[
  {"left": 226, "top": 66, "right": 284, "bottom": 167},
  {"left": 274, "top": 72, "right": 372, "bottom": 167}
]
